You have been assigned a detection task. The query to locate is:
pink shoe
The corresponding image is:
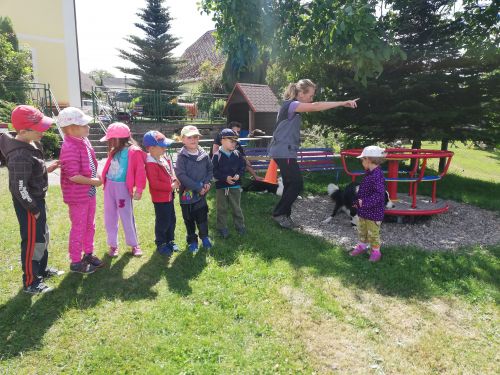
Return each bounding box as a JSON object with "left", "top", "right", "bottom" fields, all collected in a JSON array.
[
  {"left": 131, "top": 246, "right": 143, "bottom": 257},
  {"left": 350, "top": 243, "right": 368, "bottom": 256},
  {"left": 369, "top": 250, "right": 382, "bottom": 262},
  {"left": 108, "top": 246, "right": 119, "bottom": 257}
]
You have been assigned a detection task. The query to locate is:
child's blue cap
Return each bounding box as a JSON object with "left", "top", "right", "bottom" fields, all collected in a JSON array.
[
  {"left": 143, "top": 130, "right": 174, "bottom": 148},
  {"left": 220, "top": 128, "right": 238, "bottom": 139}
]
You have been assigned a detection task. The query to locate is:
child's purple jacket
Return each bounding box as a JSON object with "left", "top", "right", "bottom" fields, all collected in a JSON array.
[{"left": 356, "top": 166, "right": 386, "bottom": 221}]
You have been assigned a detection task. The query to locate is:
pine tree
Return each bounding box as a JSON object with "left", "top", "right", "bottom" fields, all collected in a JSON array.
[{"left": 117, "top": 0, "right": 179, "bottom": 91}]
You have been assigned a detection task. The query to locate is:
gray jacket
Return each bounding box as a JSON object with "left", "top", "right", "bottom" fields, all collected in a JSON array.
[
  {"left": 174, "top": 146, "right": 213, "bottom": 205},
  {"left": 0, "top": 133, "right": 48, "bottom": 215},
  {"left": 268, "top": 100, "right": 302, "bottom": 158}
]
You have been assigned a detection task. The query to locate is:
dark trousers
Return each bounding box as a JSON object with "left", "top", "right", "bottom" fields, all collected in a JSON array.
[
  {"left": 181, "top": 200, "right": 209, "bottom": 244},
  {"left": 153, "top": 201, "right": 176, "bottom": 246},
  {"left": 273, "top": 158, "right": 303, "bottom": 217},
  {"left": 12, "top": 197, "right": 49, "bottom": 288}
]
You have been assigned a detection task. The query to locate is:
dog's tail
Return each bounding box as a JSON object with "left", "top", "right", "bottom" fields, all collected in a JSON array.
[{"left": 327, "top": 183, "right": 339, "bottom": 197}]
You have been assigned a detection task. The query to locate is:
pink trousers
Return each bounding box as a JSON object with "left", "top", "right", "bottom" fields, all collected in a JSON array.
[{"left": 68, "top": 195, "right": 96, "bottom": 263}]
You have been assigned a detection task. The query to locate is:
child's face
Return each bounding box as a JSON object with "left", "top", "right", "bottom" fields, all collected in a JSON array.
[
  {"left": 108, "top": 138, "right": 121, "bottom": 149},
  {"left": 182, "top": 135, "right": 199, "bottom": 150},
  {"left": 19, "top": 129, "right": 45, "bottom": 142},
  {"left": 361, "top": 157, "right": 374, "bottom": 170},
  {"left": 149, "top": 145, "right": 166, "bottom": 158},
  {"left": 221, "top": 137, "right": 237, "bottom": 151},
  {"left": 64, "top": 124, "right": 89, "bottom": 138}
]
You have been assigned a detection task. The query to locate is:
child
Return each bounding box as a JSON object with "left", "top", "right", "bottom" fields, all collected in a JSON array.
[
  {"left": 210, "top": 121, "right": 263, "bottom": 181},
  {"left": 212, "top": 128, "right": 246, "bottom": 238},
  {"left": 100, "top": 122, "right": 146, "bottom": 257},
  {"left": 174, "top": 125, "right": 213, "bottom": 252},
  {"left": 350, "top": 146, "right": 387, "bottom": 262},
  {"left": 143, "top": 130, "right": 179, "bottom": 256},
  {"left": 0, "top": 105, "right": 62, "bottom": 294},
  {"left": 58, "top": 107, "right": 103, "bottom": 274}
]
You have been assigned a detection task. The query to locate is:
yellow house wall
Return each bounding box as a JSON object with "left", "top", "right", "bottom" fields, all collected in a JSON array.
[{"left": 0, "top": 0, "right": 81, "bottom": 107}]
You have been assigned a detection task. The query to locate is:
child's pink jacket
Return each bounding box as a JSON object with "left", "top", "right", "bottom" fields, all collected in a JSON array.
[
  {"left": 60, "top": 135, "right": 97, "bottom": 204},
  {"left": 101, "top": 145, "right": 147, "bottom": 196}
]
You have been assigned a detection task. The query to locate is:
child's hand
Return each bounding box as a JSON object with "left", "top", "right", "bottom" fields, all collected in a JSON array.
[
  {"left": 233, "top": 174, "right": 239, "bottom": 181},
  {"left": 92, "top": 177, "right": 102, "bottom": 187},
  {"left": 171, "top": 179, "right": 180, "bottom": 190},
  {"left": 203, "top": 183, "right": 211, "bottom": 191},
  {"left": 47, "top": 160, "right": 60, "bottom": 173},
  {"left": 226, "top": 176, "right": 235, "bottom": 185},
  {"left": 133, "top": 191, "right": 142, "bottom": 200}
]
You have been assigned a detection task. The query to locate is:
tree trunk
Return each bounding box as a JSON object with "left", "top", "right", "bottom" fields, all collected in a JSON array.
[{"left": 439, "top": 138, "right": 449, "bottom": 173}]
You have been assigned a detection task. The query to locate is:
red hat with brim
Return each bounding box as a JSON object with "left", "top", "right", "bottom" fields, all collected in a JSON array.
[{"left": 11, "top": 105, "right": 53, "bottom": 132}]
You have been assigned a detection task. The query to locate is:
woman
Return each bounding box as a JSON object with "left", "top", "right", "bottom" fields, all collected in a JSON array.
[{"left": 269, "top": 79, "right": 358, "bottom": 229}]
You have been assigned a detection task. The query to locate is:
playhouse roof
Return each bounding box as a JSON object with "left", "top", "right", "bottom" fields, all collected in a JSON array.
[{"left": 223, "top": 83, "right": 280, "bottom": 114}]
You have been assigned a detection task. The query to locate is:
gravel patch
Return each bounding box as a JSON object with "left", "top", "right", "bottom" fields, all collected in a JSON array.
[{"left": 291, "top": 195, "right": 500, "bottom": 251}]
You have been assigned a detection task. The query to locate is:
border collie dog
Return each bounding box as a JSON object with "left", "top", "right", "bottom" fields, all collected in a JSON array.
[
  {"left": 243, "top": 177, "right": 284, "bottom": 196},
  {"left": 322, "top": 182, "right": 394, "bottom": 226}
]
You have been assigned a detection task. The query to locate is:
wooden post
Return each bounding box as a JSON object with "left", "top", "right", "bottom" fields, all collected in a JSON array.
[{"left": 248, "top": 110, "right": 255, "bottom": 133}]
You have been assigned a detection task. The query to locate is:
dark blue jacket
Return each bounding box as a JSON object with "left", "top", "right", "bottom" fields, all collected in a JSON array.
[{"left": 212, "top": 149, "right": 246, "bottom": 189}]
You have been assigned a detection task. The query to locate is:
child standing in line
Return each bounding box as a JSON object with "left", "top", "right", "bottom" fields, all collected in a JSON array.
[
  {"left": 143, "top": 130, "right": 179, "bottom": 256},
  {"left": 58, "top": 107, "right": 104, "bottom": 274},
  {"left": 212, "top": 128, "right": 246, "bottom": 238},
  {"left": 0, "top": 105, "right": 62, "bottom": 294},
  {"left": 100, "top": 122, "right": 146, "bottom": 257},
  {"left": 174, "top": 125, "right": 213, "bottom": 252},
  {"left": 350, "top": 146, "right": 387, "bottom": 262}
]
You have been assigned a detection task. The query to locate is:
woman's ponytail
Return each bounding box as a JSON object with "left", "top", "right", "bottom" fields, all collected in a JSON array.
[
  {"left": 283, "top": 83, "right": 298, "bottom": 100},
  {"left": 283, "top": 79, "right": 316, "bottom": 100}
]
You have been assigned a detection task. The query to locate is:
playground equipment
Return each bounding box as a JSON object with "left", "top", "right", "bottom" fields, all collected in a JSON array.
[{"left": 341, "top": 148, "right": 454, "bottom": 216}]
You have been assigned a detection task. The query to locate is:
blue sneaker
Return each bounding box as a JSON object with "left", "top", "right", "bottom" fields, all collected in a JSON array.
[
  {"left": 169, "top": 242, "right": 180, "bottom": 252},
  {"left": 157, "top": 243, "right": 173, "bottom": 256},
  {"left": 201, "top": 237, "right": 212, "bottom": 249},
  {"left": 188, "top": 242, "right": 198, "bottom": 253}
]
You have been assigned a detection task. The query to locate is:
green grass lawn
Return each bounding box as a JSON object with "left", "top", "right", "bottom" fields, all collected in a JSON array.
[{"left": 0, "top": 146, "right": 499, "bottom": 373}]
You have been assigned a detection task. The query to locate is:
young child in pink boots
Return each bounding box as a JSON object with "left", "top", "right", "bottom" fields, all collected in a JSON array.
[
  {"left": 350, "top": 146, "right": 387, "bottom": 262},
  {"left": 100, "top": 122, "right": 146, "bottom": 257},
  {"left": 58, "top": 107, "right": 104, "bottom": 274}
]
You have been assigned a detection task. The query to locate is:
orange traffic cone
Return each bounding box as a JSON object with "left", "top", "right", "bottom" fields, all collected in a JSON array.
[{"left": 263, "top": 159, "right": 279, "bottom": 185}]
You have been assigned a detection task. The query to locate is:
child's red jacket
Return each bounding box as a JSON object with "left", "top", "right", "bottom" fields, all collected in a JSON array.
[{"left": 145, "top": 154, "right": 176, "bottom": 203}]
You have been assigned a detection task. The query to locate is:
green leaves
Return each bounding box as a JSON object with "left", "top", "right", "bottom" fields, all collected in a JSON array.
[
  {"left": 200, "top": 0, "right": 276, "bottom": 89},
  {"left": 275, "top": 0, "right": 397, "bottom": 85}
]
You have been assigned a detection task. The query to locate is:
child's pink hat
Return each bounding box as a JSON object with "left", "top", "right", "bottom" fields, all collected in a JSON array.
[{"left": 100, "top": 122, "right": 131, "bottom": 142}]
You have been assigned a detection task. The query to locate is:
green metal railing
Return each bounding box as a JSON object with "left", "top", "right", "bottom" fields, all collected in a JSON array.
[
  {"left": 91, "top": 86, "right": 228, "bottom": 125},
  {"left": 0, "top": 81, "right": 63, "bottom": 137}
]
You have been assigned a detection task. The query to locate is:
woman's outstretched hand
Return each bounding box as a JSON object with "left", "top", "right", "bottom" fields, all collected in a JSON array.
[{"left": 343, "top": 98, "right": 359, "bottom": 108}]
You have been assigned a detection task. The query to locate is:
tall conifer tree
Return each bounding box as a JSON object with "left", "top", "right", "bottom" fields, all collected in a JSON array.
[{"left": 118, "top": 0, "right": 179, "bottom": 91}]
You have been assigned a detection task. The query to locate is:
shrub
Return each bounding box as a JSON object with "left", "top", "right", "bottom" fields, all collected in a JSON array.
[
  {"left": 41, "top": 128, "right": 61, "bottom": 159},
  {"left": 0, "top": 99, "right": 15, "bottom": 124}
]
